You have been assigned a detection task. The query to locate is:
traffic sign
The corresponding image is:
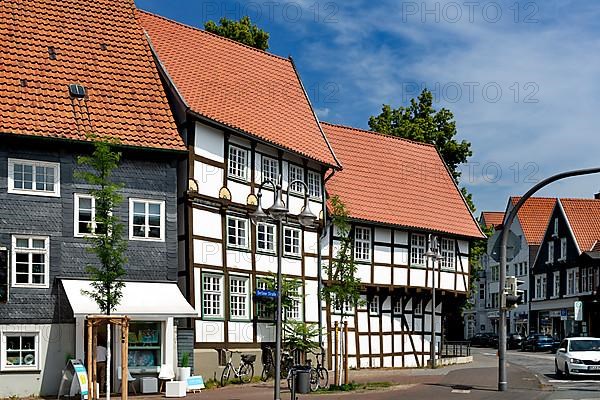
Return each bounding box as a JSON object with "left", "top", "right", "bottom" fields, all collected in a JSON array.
[{"left": 256, "top": 289, "right": 278, "bottom": 298}]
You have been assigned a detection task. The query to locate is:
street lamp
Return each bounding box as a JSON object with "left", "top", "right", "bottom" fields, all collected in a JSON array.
[
  {"left": 425, "top": 234, "right": 442, "bottom": 369},
  {"left": 250, "top": 176, "right": 318, "bottom": 400}
]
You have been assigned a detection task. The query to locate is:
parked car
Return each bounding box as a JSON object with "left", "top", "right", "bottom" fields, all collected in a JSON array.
[
  {"left": 507, "top": 333, "right": 524, "bottom": 350},
  {"left": 522, "top": 334, "right": 554, "bottom": 352},
  {"left": 555, "top": 337, "right": 600, "bottom": 378},
  {"left": 489, "top": 335, "right": 499, "bottom": 348},
  {"left": 470, "top": 333, "right": 495, "bottom": 347}
]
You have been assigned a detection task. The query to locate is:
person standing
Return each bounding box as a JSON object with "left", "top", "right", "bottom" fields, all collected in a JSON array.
[{"left": 97, "top": 341, "right": 107, "bottom": 393}]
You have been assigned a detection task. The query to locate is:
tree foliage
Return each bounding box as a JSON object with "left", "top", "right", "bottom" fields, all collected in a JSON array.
[
  {"left": 321, "top": 195, "right": 363, "bottom": 313},
  {"left": 464, "top": 224, "right": 494, "bottom": 309},
  {"left": 368, "top": 89, "right": 476, "bottom": 211},
  {"left": 77, "top": 139, "right": 128, "bottom": 315},
  {"left": 283, "top": 320, "right": 320, "bottom": 354},
  {"left": 204, "top": 16, "right": 269, "bottom": 50},
  {"left": 256, "top": 273, "right": 301, "bottom": 318}
]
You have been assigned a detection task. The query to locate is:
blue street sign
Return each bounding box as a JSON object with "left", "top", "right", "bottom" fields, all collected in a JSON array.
[{"left": 256, "top": 289, "right": 278, "bottom": 298}]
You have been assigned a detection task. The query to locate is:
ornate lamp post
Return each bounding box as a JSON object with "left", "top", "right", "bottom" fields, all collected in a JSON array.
[
  {"left": 425, "top": 234, "right": 443, "bottom": 369},
  {"left": 250, "top": 176, "right": 318, "bottom": 400}
]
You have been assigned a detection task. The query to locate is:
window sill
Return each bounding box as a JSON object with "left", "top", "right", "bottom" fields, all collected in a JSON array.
[
  {"left": 355, "top": 259, "right": 371, "bottom": 264},
  {"left": 11, "top": 284, "right": 49, "bottom": 289},
  {"left": 283, "top": 254, "right": 302, "bottom": 260},
  {"left": 227, "top": 246, "right": 251, "bottom": 253},
  {"left": 256, "top": 250, "right": 277, "bottom": 257},
  {"left": 8, "top": 189, "right": 60, "bottom": 198},
  {"left": 228, "top": 176, "right": 249, "bottom": 185},
  {"left": 201, "top": 316, "right": 225, "bottom": 321},
  {"left": 129, "top": 236, "right": 165, "bottom": 243},
  {"left": 230, "top": 317, "right": 252, "bottom": 322},
  {"left": 0, "top": 367, "right": 41, "bottom": 373},
  {"left": 410, "top": 264, "right": 426, "bottom": 269}
]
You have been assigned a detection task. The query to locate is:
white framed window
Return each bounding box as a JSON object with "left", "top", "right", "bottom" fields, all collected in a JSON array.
[
  {"left": 283, "top": 226, "right": 301, "bottom": 257},
  {"left": 393, "top": 299, "right": 402, "bottom": 315},
  {"left": 12, "top": 236, "right": 49, "bottom": 288},
  {"left": 307, "top": 170, "right": 322, "bottom": 198},
  {"left": 332, "top": 294, "right": 355, "bottom": 315},
  {"left": 285, "top": 282, "right": 302, "bottom": 320},
  {"left": 1, "top": 332, "right": 39, "bottom": 371},
  {"left": 230, "top": 276, "right": 249, "bottom": 320},
  {"left": 129, "top": 199, "right": 165, "bottom": 241},
  {"left": 535, "top": 274, "right": 545, "bottom": 300},
  {"left": 8, "top": 158, "right": 60, "bottom": 197},
  {"left": 414, "top": 300, "right": 422, "bottom": 315},
  {"left": 560, "top": 238, "right": 567, "bottom": 260},
  {"left": 261, "top": 156, "right": 278, "bottom": 184},
  {"left": 202, "top": 273, "right": 223, "bottom": 318},
  {"left": 581, "top": 268, "right": 589, "bottom": 293},
  {"left": 553, "top": 218, "right": 559, "bottom": 235},
  {"left": 227, "top": 216, "right": 249, "bottom": 249},
  {"left": 257, "top": 222, "right": 276, "bottom": 253},
  {"left": 547, "top": 241, "right": 554, "bottom": 263},
  {"left": 256, "top": 278, "right": 274, "bottom": 319},
  {"left": 553, "top": 271, "right": 560, "bottom": 298},
  {"left": 354, "top": 227, "right": 371, "bottom": 262},
  {"left": 567, "top": 268, "right": 579, "bottom": 295},
  {"left": 440, "top": 238, "right": 455, "bottom": 270},
  {"left": 410, "top": 233, "right": 426, "bottom": 267},
  {"left": 74, "top": 194, "right": 102, "bottom": 237},
  {"left": 369, "top": 296, "right": 380, "bottom": 315},
  {"left": 288, "top": 164, "right": 304, "bottom": 194},
  {"left": 228, "top": 145, "right": 248, "bottom": 180}
]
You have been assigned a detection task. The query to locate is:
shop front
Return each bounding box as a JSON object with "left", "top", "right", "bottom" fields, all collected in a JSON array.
[{"left": 61, "top": 280, "right": 196, "bottom": 391}]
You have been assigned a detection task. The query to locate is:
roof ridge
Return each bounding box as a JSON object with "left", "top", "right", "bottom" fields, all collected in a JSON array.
[
  {"left": 321, "top": 121, "right": 437, "bottom": 148},
  {"left": 510, "top": 196, "right": 557, "bottom": 200},
  {"left": 137, "top": 9, "right": 290, "bottom": 63},
  {"left": 559, "top": 197, "right": 600, "bottom": 202}
]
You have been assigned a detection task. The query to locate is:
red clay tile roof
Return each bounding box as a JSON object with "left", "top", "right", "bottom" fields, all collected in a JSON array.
[
  {"left": 509, "top": 197, "right": 556, "bottom": 245},
  {"left": 480, "top": 211, "right": 505, "bottom": 229},
  {"left": 323, "top": 122, "right": 484, "bottom": 239},
  {"left": 137, "top": 10, "right": 338, "bottom": 167},
  {"left": 559, "top": 198, "right": 600, "bottom": 252},
  {"left": 0, "top": 0, "right": 184, "bottom": 151}
]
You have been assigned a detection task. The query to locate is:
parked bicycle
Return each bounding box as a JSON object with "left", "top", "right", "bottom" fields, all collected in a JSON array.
[
  {"left": 308, "top": 350, "right": 329, "bottom": 391},
  {"left": 260, "top": 345, "right": 275, "bottom": 381},
  {"left": 220, "top": 349, "right": 255, "bottom": 387}
]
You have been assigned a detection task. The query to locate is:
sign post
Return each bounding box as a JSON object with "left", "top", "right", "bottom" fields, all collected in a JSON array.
[{"left": 574, "top": 301, "right": 583, "bottom": 321}]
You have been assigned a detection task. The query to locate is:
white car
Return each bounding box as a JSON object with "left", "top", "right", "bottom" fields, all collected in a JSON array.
[{"left": 555, "top": 337, "right": 600, "bottom": 377}]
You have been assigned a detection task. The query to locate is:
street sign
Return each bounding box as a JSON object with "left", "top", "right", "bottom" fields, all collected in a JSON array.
[
  {"left": 256, "top": 289, "right": 278, "bottom": 298},
  {"left": 574, "top": 301, "right": 583, "bottom": 321},
  {"left": 560, "top": 308, "right": 568, "bottom": 321}
]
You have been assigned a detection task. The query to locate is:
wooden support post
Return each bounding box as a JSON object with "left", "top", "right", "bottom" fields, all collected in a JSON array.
[
  {"left": 92, "top": 324, "right": 98, "bottom": 400},
  {"left": 343, "top": 321, "right": 349, "bottom": 385},
  {"left": 334, "top": 321, "right": 339, "bottom": 386},
  {"left": 87, "top": 319, "right": 94, "bottom": 400},
  {"left": 121, "top": 319, "right": 129, "bottom": 400}
]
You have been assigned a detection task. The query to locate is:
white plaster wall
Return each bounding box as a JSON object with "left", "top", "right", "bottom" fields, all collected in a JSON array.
[
  {"left": 357, "top": 312, "right": 369, "bottom": 332},
  {"left": 304, "top": 280, "right": 319, "bottom": 322},
  {"left": 192, "top": 208, "right": 222, "bottom": 239},
  {"left": 410, "top": 269, "right": 426, "bottom": 287},
  {"left": 373, "top": 265, "right": 391, "bottom": 285},
  {"left": 304, "top": 231, "right": 318, "bottom": 254},
  {"left": 194, "top": 122, "right": 224, "bottom": 161},
  {"left": 194, "top": 161, "right": 223, "bottom": 197},
  {"left": 196, "top": 320, "right": 224, "bottom": 343},
  {"left": 0, "top": 323, "right": 75, "bottom": 397},
  {"left": 257, "top": 323, "right": 275, "bottom": 342},
  {"left": 369, "top": 317, "right": 380, "bottom": 333},
  {"left": 374, "top": 245, "right": 392, "bottom": 264},
  {"left": 440, "top": 271, "right": 455, "bottom": 290},
  {"left": 228, "top": 322, "right": 254, "bottom": 343},
  {"left": 226, "top": 250, "right": 252, "bottom": 270},
  {"left": 457, "top": 239, "right": 469, "bottom": 255},
  {"left": 281, "top": 258, "right": 302, "bottom": 276},
  {"left": 256, "top": 253, "right": 278, "bottom": 274},
  {"left": 357, "top": 264, "right": 371, "bottom": 283},
  {"left": 304, "top": 256, "right": 318, "bottom": 278},
  {"left": 228, "top": 180, "right": 250, "bottom": 205},
  {"left": 194, "top": 239, "right": 223, "bottom": 266},
  {"left": 394, "top": 230, "right": 408, "bottom": 245},
  {"left": 394, "top": 247, "right": 408, "bottom": 265},
  {"left": 382, "top": 314, "right": 392, "bottom": 333},
  {"left": 394, "top": 267, "right": 408, "bottom": 286},
  {"left": 375, "top": 227, "right": 391, "bottom": 243}
]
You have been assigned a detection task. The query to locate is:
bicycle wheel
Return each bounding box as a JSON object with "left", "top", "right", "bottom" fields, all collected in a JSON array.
[
  {"left": 309, "top": 368, "right": 319, "bottom": 391},
  {"left": 220, "top": 364, "right": 232, "bottom": 387},
  {"left": 261, "top": 363, "right": 274, "bottom": 381},
  {"left": 318, "top": 367, "right": 329, "bottom": 389},
  {"left": 239, "top": 363, "right": 254, "bottom": 384}
]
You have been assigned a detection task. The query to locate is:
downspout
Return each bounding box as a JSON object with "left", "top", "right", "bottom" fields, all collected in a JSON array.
[{"left": 318, "top": 169, "right": 336, "bottom": 363}]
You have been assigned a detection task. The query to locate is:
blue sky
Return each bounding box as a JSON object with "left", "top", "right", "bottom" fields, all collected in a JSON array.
[{"left": 136, "top": 0, "right": 600, "bottom": 214}]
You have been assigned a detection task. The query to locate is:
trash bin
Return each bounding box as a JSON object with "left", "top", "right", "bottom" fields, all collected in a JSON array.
[{"left": 295, "top": 370, "right": 311, "bottom": 394}]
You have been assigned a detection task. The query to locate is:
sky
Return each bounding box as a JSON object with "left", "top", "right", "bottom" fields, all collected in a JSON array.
[{"left": 136, "top": 0, "right": 600, "bottom": 214}]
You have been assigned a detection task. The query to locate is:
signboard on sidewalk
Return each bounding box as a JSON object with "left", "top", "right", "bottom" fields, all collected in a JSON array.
[{"left": 574, "top": 301, "right": 583, "bottom": 321}]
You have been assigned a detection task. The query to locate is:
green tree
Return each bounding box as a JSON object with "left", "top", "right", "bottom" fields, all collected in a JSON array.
[
  {"left": 204, "top": 16, "right": 270, "bottom": 50},
  {"left": 321, "top": 195, "right": 363, "bottom": 316},
  {"left": 368, "top": 89, "right": 476, "bottom": 211},
  {"left": 77, "top": 139, "right": 128, "bottom": 314}
]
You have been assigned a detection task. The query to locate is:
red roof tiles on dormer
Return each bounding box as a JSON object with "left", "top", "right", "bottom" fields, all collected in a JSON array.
[
  {"left": 559, "top": 198, "right": 600, "bottom": 252},
  {"left": 509, "top": 197, "right": 556, "bottom": 245},
  {"left": 322, "top": 122, "right": 483, "bottom": 239},
  {"left": 137, "top": 10, "right": 339, "bottom": 167}
]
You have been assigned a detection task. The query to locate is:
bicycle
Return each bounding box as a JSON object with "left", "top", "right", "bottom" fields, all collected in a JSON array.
[
  {"left": 220, "top": 349, "right": 255, "bottom": 387},
  {"left": 309, "top": 350, "right": 329, "bottom": 391},
  {"left": 260, "top": 345, "right": 275, "bottom": 381}
]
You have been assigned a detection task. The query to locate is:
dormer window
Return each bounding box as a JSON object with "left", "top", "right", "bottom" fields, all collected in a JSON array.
[{"left": 552, "top": 218, "right": 559, "bottom": 238}]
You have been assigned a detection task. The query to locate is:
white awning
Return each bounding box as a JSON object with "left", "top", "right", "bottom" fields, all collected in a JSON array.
[{"left": 61, "top": 279, "right": 197, "bottom": 317}]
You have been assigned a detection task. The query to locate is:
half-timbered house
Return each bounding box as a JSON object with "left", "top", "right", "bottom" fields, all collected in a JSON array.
[
  {"left": 321, "top": 123, "right": 484, "bottom": 368},
  {"left": 138, "top": 11, "right": 341, "bottom": 378}
]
